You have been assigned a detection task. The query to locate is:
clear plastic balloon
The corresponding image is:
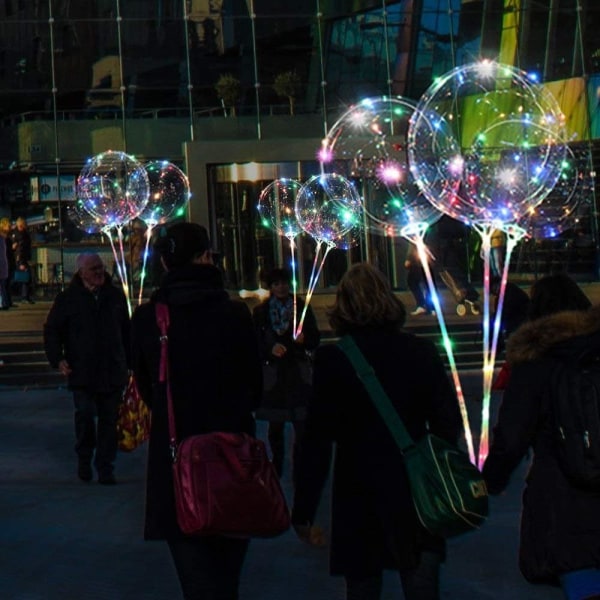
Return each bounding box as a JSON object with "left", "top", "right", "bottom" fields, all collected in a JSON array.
[
  {"left": 67, "top": 200, "right": 107, "bottom": 234},
  {"left": 76, "top": 150, "right": 149, "bottom": 228},
  {"left": 295, "top": 173, "right": 363, "bottom": 247},
  {"left": 139, "top": 160, "right": 190, "bottom": 225},
  {"left": 257, "top": 178, "right": 303, "bottom": 238},
  {"left": 518, "top": 145, "right": 594, "bottom": 239},
  {"left": 408, "top": 60, "right": 567, "bottom": 227},
  {"left": 320, "top": 96, "right": 441, "bottom": 237}
]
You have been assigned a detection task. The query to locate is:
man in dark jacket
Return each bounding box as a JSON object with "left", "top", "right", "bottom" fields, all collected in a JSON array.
[
  {"left": 131, "top": 222, "right": 262, "bottom": 599},
  {"left": 44, "top": 253, "right": 130, "bottom": 484}
]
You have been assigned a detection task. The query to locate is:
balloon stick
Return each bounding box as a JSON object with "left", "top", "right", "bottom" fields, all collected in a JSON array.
[
  {"left": 476, "top": 224, "right": 525, "bottom": 469},
  {"left": 404, "top": 222, "right": 477, "bottom": 466},
  {"left": 105, "top": 227, "right": 132, "bottom": 317},
  {"left": 137, "top": 224, "right": 154, "bottom": 306},
  {"left": 294, "top": 239, "right": 334, "bottom": 339}
]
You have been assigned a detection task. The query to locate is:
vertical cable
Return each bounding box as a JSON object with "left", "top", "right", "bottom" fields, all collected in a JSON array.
[
  {"left": 446, "top": 0, "right": 457, "bottom": 70},
  {"left": 382, "top": 0, "right": 393, "bottom": 99},
  {"left": 47, "top": 0, "right": 64, "bottom": 289},
  {"left": 115, "top": 0, "right": 128, "bottom": 151},
  {"left": 574, "top": 0, "right": 600, "bottom": 278},
  {"left": 316, "top": 0, "right": 328, "bottom": 136},
  {"left": 249, "top": 0, "right": 262, "bottom": 140},
  {"left": 182, "top": 0, "right": 195, "bottom": 141}
]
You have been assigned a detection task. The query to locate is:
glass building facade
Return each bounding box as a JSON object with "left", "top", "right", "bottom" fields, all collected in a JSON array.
[{"left": 1, "top": 0, "right": 600, "bottom": 290}]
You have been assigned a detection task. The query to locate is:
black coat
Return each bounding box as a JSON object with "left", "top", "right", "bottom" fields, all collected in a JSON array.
[
  {"left": 291, "top": 326, "right": 461, "bottom": 577},
  {"left": 252, "top": 295, "right": 320, "bottom": 421},
  {"left": 43, "top": 273, "right": 130, "bottom": 392},
  {"left": 131, "top": 264, "right": 262, "bottom": 540},
  {"left": 483, "top": 305, "right": 600, "bottom": 584},
  {"left": 11, "top": 228, "right": 31, "bottom": 266}
]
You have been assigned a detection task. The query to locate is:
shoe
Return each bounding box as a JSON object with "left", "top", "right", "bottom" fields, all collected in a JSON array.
[
  {"left": 78, "top": 462, "right": 93, "bottom": 482},
  {"left": 411, "top": 306, "right": 427, "bottom": 315},
  {"left": 98, "top": 473, "right": 116, "bottom": 485}
]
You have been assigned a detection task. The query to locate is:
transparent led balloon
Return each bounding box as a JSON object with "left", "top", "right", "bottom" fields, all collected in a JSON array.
[
  {"left": 295, "top": 173, "right": 363, "bottom": 248},
  {"left": 408, "top": 60, "right": 567, "bottom": 227},
  {"left": 518, "top": 146, "right": 594, "bottom": 239},
  {"left": 139, "top": 161, "right": 190, "bottom": 225},
  {"left": 67, "top": 200, "right": 107, "bottom": 235},
  {"left": 258, "top": 178, "right": 304, "bottom": 238},
  {"left": 320, "top": 96, "right": 441, "bottom": 237},
  {"left": 76, "top": 151, "right": 150, "bottom": 228}
]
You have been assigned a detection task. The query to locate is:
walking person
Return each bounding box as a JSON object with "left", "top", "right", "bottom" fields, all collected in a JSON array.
[
  {"left": 43, "top": 253, "right": 130, "bottom": 484},
  {"left": 0, "top": 220, "right": 9, "bottom": 310},
  {"left": 11, "top": 216, "right": 34, "bottom": 303},
  {"left": 483, "top": 274, "right": 600, "bottom": 599},
  {"left": 404, "top": 244, "right": 435, "bottom": 316},
  {"left": 0, "top": 217, "right": 16, "bottom": 308},
  {"left": 252, "top": 267, "right": 320, "bottom": 480},
  {"left": 292, "top": 263, "right": 462, "bottom": 600},
  {"left": 131, "top": 222, "right": 262, "bottom": 600}
]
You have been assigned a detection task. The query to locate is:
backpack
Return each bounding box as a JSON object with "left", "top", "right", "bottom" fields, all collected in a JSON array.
[{"left": 551, "top": 349, "right": 600, "bottom": 490}]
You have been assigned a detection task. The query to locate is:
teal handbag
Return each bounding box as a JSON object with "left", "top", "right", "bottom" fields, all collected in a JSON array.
[{"left": 337, "top": 335, "right": 488, "bottom": 539}]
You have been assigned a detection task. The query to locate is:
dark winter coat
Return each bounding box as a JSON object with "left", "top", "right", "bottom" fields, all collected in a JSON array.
[
  {"left": 252, "top": 296, "right": 320, "bottom": 422},
  {"left": 131, "top": 264, "right": 262, "bottom": 540},
  {"left": 43, "top": 273, "right": 130, "bottom": 392},
  {"left": 483, "top": 305, "right": 600, "bottom": 584},
  {"left": 11, "top": 228, "right": 31, "bottom": 266},
  {"left": 291, "top": 326, "right": 461, "bottom": 577}
]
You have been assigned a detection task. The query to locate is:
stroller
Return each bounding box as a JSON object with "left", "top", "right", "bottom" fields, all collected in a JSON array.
[{"left": 439, "top": 269, "right": 480, "bottom": 316}]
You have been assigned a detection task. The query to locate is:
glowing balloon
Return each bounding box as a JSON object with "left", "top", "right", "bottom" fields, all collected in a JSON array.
[
  {"left": 295, "top": 173, "right": 363, "bottom": 248},
  {"left": 257, "top": 178, "right": 303, "bottom": 238},
  {"left": 139, "top": 160, "right": 190, "bottom": 225},
  {"left": 67, "top": 200, "right": 107, "bottom": 234},
  {"left": 408, "top": 60, "right": 567, "bottom": 226},
  {"left": 76, "top": 151, "right": 149, "bottom": 228},
  {"left": 321, "top": 96, "right": 442, "bottom": 236},
  {"left": 518, "top": 146, "right": 594, "bottom": 239}
]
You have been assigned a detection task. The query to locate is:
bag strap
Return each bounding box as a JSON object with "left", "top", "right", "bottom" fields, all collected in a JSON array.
[
  {"left": 155, "top": 302, "right": 178, "bottom": 458},
  {"left": 337, "top": 335, "right": 415, "bottom": 452}
]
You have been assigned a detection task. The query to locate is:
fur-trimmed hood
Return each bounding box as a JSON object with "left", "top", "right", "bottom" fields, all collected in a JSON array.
[{"left": 506, "top": 305, "right": 600, "bottom": 364}]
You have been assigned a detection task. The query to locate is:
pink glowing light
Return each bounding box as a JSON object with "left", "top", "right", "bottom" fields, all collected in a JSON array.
[{"left": 378, "top": 161, "right": 403, "bottom": 184}]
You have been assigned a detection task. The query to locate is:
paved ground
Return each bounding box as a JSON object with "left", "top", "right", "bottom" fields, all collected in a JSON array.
[
  {"left": 4, "top": 283, "right": 600, "bottom": 599},
  {"left": 0, "top": 384, "right": 565, "bottom": 600}
]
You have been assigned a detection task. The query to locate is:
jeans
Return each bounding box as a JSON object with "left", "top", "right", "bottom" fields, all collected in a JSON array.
[
  {"left": 345, "top": 551, "right": 442, "bottom": 600},
  {"left": 267, "top": 420, "right": 305, "bottom": 482},
  {"left": 168, "top": 536, "right": 249, "bottom": 600},
  {"left": 72, "top": 389, "right": 121, "bottom": 475}
]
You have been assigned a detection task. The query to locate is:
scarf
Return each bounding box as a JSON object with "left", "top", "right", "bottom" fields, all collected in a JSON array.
[{"left": 269, "top": 295, "right": 293, "bottom": 336}]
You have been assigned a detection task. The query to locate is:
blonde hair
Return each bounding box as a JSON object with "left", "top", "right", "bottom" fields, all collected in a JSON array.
[
  {"left": 328, "top": 263, "right": 406, "bottom": 335},
  {"left": 0, "top": 217, "right": 10, "bottom": 236}
]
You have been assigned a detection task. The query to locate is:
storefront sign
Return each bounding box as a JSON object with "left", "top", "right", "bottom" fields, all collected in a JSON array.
[{"left": 31, "top": 175, "right": 76, "bottom": 203}]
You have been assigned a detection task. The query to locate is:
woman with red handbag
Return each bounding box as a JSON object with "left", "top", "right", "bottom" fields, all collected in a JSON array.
[{"left": 131, "top": 222, "right": 263, "bottom": 600}]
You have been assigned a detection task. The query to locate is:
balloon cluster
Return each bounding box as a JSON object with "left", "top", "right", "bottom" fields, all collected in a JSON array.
[
  {"left": 258, "top": 60, "right": 590, "bottom": 468},
  {"left": 72, "top": 150, "right": 191, "bottom": 312}
]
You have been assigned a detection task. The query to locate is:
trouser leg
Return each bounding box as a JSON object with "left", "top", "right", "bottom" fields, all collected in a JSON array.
[
  {"left": 400, "top": 551, "right": 442, "bottom": 600},
  {"left": 268, "top": 421, "right": 285, "bottom": 477},
  {"left": 345, "top": 572, "right": 382, "bottom": 600},
  {"left": 72, "top": 389, "right": 96, "bottom": 464},
  {"left": 168, "top": 536, "right": 249, "bottom": 600},
  {"left": 94, "top": 390, "right": 122, "bottom": 476},
  {"left": 291, "top": 419, "right": 305, "bottom": 487}
]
